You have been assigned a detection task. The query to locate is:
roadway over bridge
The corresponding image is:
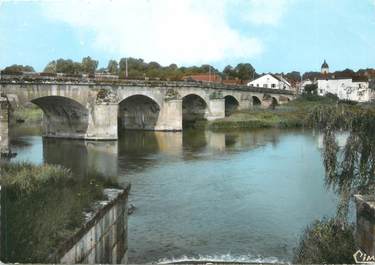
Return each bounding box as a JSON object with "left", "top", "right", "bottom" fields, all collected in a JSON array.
[{"left": 0, "top": 75, "right": 295, "bottom": 140}]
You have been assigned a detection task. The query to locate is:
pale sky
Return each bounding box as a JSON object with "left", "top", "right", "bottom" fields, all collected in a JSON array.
[{"left": 1, "top": 0, "right": 375, "bottom": 73}]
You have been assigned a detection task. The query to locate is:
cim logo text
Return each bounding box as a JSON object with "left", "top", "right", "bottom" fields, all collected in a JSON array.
[{"left": 354, "top": 250, "right": 375, "bottom": 263}]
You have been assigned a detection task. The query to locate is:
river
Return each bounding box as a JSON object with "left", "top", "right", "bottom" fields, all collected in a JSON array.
[{"left": 5, "top": 127, "right": 339, "bottom": 263}]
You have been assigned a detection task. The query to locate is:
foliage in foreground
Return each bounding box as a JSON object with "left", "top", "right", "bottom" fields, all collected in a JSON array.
[
  {"left": 309, "top": 103, "right": 375, "bottom": 221},
  {"left": 293, "top": 218, "right": 356, "bottom": 264},
  {"left": 0, "top": 162, "right": 72, "bottom": 193},
  {"left": 294, "top": 102, "right": 375, "bottom": 263},
  {"left": 1, "top": 162, "right": 119, "bottom": 263}
]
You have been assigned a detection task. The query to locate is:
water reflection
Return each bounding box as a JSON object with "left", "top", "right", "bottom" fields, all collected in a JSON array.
[{"left": 43, "top": 138, "right": 118, "bottom": 178}]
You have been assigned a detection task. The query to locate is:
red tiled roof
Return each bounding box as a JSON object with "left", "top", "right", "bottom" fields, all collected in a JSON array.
[{"left": 182, "top": 74, "right": 222, "bottom": 83}]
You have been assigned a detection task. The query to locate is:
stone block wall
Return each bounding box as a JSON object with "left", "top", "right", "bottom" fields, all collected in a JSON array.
[
  {"left": 52, "top": 185, "right": 130, "bottom": 264},
  {"left": 354, "top": 194, "right": 375, "bottom": 256}
]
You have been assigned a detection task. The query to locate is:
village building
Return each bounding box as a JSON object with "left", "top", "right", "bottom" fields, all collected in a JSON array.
[
  {"left": 317, "top": 77, "right": 373, "bottom": 102},
  {"left": 305, "top": 60, "right": 375, "bottom": 102},
  {"left": 247, "top": 73, "right": 292, "bottom": 91},
  {"left": 321, "top": 59, "right": 329, "bottom": 74}
]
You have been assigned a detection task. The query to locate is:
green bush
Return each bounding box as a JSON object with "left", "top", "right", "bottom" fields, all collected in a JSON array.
[{"left": 293, "top": 218, "right": 356, "bottom": 264}]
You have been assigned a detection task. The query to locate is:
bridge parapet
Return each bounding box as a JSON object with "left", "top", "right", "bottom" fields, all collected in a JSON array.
[{"left": 0, "top": 74, "right": 295, "bottom": 95}]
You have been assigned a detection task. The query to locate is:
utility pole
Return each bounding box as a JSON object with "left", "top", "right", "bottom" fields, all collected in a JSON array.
[
  {"left": 125, "top": 58, "right": 128, "bottom": 79},
  {"left": 209, "top": 65, "right": 211, "bottom": 83}
]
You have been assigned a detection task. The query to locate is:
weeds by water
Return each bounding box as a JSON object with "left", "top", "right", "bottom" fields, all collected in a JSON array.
[
  {"left": 1, "top": 162, "right": 71, "bottom": 193},
  {"left": 293, "top": 218, "right": 356, "bottom": 264},
  {"left": 1, "top": 162, "right": 120, "bottom": 263}
]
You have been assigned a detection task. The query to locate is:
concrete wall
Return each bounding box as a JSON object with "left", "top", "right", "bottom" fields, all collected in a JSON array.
[
  {"left": 53, "top": 185, "right": 130, "bottom": 264},
  {"left": 354, "top": 195, "right": 375, "bottom": 256}
]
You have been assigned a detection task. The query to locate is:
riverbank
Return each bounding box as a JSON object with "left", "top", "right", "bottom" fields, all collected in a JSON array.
[
  {"left": 203, "top": 95, "right": 361, "bottom": 131},
  {"left": 0, "top": 162, "right": 120, "bottom": 263}
]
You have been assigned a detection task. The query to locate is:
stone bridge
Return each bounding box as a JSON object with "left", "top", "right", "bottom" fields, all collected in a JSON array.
[{"left": 0, "top": 77, "right": 295, "bottom": 141}]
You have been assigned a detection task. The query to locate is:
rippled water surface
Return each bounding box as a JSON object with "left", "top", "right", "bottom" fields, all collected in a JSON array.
[{"left": 7, "top": 127, "right": 338, "bottom": 263}]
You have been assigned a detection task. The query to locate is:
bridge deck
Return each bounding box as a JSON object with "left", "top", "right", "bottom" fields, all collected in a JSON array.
[{"left": 0, "top": 75, "right": 295, "bottom": 95}]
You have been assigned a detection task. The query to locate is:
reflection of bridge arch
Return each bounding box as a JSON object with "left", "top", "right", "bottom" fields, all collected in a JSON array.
[
  {"left": 118, "top": 95, "right": 161, "bottom": 130},
  {"left": 182, "top": 94, "right": 208, "bottom": 126},
  {"left": 224, "top": 95, "right": 239, "bottom": 116},
  {"left": 31, "top": 96, "right": 89, "bottom": 138}
]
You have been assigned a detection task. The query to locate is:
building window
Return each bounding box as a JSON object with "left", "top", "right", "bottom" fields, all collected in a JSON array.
[
  {"left": 257, "top": 84, "right": 259, "bottom": 87},
  {"left": 263, "top": 84, "right": 268, "bottom": 88},
  {"left": 359, "top": 84, "right": 362, "bottom": 88},
  {"left": 271, "top": 84, "right": 276, "bottom": 88},
  {"left": 320, "top": 89, "right": 323, "bottom": 94}
]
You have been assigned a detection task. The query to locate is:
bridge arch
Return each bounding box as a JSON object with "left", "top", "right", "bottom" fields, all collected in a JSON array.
[
  {"left": 118, "top": 94, "right": 161, "bottom": 130},
  {"left": 182, "top": 94, "right": 208, "bottom": 127},
  {"left": 31, "top": 96, "right": 89, "bottom": 138},
  {"left": 252, "top": 96, "right": 262, "bottom": 107},
  {"left": 224, "top": 95, "right": 239, "bottom": 116},
  {"left": 271, "top": 97, "right": 279, "bottom": 106}
]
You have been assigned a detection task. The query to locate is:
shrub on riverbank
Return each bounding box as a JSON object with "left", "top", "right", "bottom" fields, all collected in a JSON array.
[
  {"left": 0, "top": 162, "right": 119, "bottom": 263},
  {"left": 0, "top": 162, "right": 71, "bottom": 193},
  {"left": 293, "top": 218, "right": 356, "bottom": 264}
]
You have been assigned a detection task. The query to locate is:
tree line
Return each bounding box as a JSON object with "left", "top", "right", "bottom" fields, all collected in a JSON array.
[
  {"left": 0, "top": 57, "right": 258, "bottom": 82},
  {"left": 2, "top": 57, "right": 373, "bottom": 83}
]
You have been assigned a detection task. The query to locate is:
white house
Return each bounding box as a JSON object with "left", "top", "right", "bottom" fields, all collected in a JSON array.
[
  {"left": 247, "top": 74, "right": 292, "bottom": 91},
  {"left": 317, "top": 77, "right": 374, "bottom": 102}
]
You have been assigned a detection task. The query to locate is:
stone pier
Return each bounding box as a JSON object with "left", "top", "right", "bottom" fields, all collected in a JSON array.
[{"left": 354, "top": 195, "right": 375, "bottom": 257}]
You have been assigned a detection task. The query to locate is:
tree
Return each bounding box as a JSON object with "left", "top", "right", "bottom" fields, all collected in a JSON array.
[
  {"left": 234, "top": 63, "right": 255, "bottom": 82},
  {"left": 81, "top": 56, "right": 98, "bottom": 74},
  {"left": 303, "top": 71, "right": 321, "bottom": 80},
  {"left": 44, "top": 58, "right": 82, "bottom": 75},
  {"left": 43, "top": 61, "right": 56, "bottom": 73},
  {"left": 107, "top": 60, "right": 118, "bottom": 75},
  {"left": 304, "top": 84, "right": 318, "bottom": 95},
  {"left": 285, "top": 71, "right": 301, "bottom": 82},
  {"left": 55, "top": 59, "right": 80, "bottom": 75},
  {"left": 223, "top": 65, "right": 235, "bottom": 79},
  {"left": 234, "top": 63, "right": 255, "bottom": 81},
  {"left": 119, "top": 57, "right": 147, "bottom": 78},
  {"left": 2, "top": 64, "right": 35, "bottom": 74},
  {"left": 168, "top": 64, "right": 178, "bottom": 70}
]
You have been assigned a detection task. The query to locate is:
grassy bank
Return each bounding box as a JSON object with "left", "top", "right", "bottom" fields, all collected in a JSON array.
[
  {"left": 0, "top": 162, "right": 119, "bottom": 263},
  {"left": 205, "top": 95, "right": 360, "bottom": 131}
]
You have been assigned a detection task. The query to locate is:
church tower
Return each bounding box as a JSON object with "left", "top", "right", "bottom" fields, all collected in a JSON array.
[{"left": 321, "top": 59, "right": 329, "bottom": 74}]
